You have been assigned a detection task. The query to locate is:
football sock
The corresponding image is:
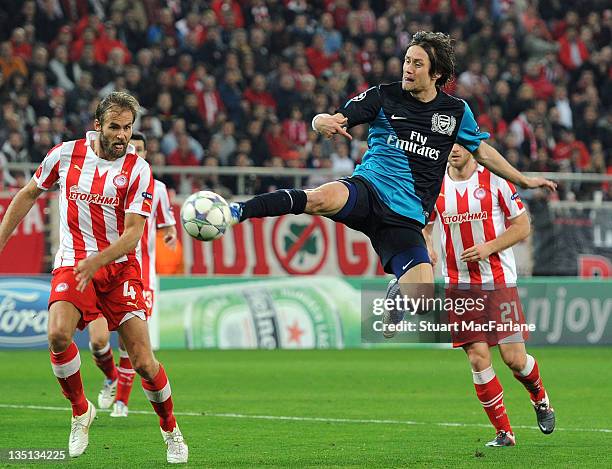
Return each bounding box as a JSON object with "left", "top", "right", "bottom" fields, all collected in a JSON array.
[
  {"left": 513, "top": 354, "right": 547, "bottom": 403},
  {"left": 89, "top": 341, "right": 118, "bottom": 381},
  {"left": 142, "top": 364, "right": 177, "bottom": 432},
  {"left": 50, "top": 342, "right": 89, "bottom": 416},
  {"left": 473, "top": 366, "right": 512, "bottom": 433},
  {"left": 115, "top": 346, "right": 136, "bottom": 405},
  {"left": 239, "top": 189, "right": 307, "bottom": 221}
]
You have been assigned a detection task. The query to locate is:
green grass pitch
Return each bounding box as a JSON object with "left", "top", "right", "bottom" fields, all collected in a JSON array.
[{"left": 1, "top": 347, "right": 610, "bottom": 468}]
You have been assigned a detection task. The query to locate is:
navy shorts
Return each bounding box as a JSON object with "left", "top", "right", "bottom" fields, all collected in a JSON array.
[{"left": 329, "top": 176, "right": 427, "bottom": 274}]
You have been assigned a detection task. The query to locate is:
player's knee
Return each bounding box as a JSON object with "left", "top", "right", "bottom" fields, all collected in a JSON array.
[
  {"left": 132, "top": 356, "right": 158, "bottom": 380},
  {"left": 503, "top": 352, "right": 526, "bottom": 372},
  {"left": 469, "top": 356, "right": 491, "bottom": 371},
  {"left": 305, "top": 189, "right": 329, "bottom": 214},
  {"left": 47, "top": 329, "right": 72, "bottom": 353},
  {"left": 466, "top": 348, "right": 490, "bottom": 371},
  {"left": 89, "top": 337, "right": 109, "bottom": 353},
  {"left": 305, "top": 184, "right": 346, "bottom": 215}
]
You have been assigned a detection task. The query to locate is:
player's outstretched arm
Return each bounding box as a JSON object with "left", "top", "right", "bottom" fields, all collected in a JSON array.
[
  {"left": 473, "top": 141, "right": 557, "bottom": 191},
  {"left": 312, "top": 113, "right": 352, "bottom": 140},
  {"left": 74, "top": 213, "right": 146, "bottom": 291},
  {"left": 0, "top": 179, "right": 44, "bottom": 252},
  {"left": 461, "top": 212, "right": 530, "bottom": 262}
]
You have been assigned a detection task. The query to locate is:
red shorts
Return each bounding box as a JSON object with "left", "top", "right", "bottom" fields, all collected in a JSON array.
[
  {"left": 49, "top": 260, "right": 148, "bottom": 331},
  {"left": 446, "top": 285, "right": 529, "bottom": 348}
]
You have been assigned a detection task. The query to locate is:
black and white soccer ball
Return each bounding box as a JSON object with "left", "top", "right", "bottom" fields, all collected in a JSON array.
[{"left": 180, "top": 191, "right": 231, "bottom": 241}]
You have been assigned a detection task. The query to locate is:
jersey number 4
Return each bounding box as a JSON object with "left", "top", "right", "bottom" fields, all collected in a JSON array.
[{"left": 123, "top": 281, "right": 137, "bottom": 300}]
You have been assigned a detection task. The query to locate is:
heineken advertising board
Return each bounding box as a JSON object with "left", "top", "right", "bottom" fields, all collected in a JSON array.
[{"left": 158, "top": 277, "right": 612, "bottom": 349}]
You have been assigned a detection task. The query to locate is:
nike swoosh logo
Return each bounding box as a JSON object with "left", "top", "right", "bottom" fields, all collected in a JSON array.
[
  {"left": 74, "top": 164, "right": 82, "bottom": 172},
  {"left": 391, "top": 114, "right": 408, "bottom": 120},
  {"left": 402, "top": 259, "right": 414, "bottom": 270}
]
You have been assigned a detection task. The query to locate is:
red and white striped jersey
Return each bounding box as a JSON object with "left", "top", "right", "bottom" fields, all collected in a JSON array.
[
  {"left": 429, "top": 164, "right": 526, "bottom": 284},
  {"left": 33, "top": 131, "right": 154, "bottom": 269},
  {"left": 136, "top": 179, "right": 176, "bottom": 291}
]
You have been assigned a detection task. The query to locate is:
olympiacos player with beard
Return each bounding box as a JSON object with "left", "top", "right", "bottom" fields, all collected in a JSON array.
[
  {"left": 0, "top": 92, "right": 188, "bottom": 463},
  {"left": 87, "top": 132, "right": 177, "bottom": 419}
]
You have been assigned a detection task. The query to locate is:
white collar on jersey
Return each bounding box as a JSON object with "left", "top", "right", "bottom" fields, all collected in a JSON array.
[
  {"left": 85, "top": 130, "right": 136, "bottom": 157},
  {"left": 445, "top": 162, "right": 485, "bottom": 182}
]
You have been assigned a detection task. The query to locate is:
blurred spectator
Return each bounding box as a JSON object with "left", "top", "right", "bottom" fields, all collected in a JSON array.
[
  {"left": 553, "top": 129, "right": 590, "bottom": 168},
  {"left": 210, "top": 121, "right": 237, "bottom": 166},
  {"left": 0, "top": 130, "right": 29, "bottom": 185},
  {"left": 167, "top": 133, "right": 199, "bottom": 190},
  {"left": 49, "top": 45, "right": 76, "bottom": 91},
  {"left": 282, "top": 107, "right": 308, "bottom": 147},
  {"left": 265, "top": 119, "right": 299, "bottom": 162},
  {"left": 244, "top": 73, "right": 276, "bottom": 111},
  {"left": 161, "top": 118, "right": 204, "bottom": 162},
  {"left": 558, "top": 26, "right": 590, "bottom": 70},
  {"left": 330, "top": 141, "right": 354, "bottom": 175},
  {"left": 0, "top": 41, "right": 27, "bottom": 81}
]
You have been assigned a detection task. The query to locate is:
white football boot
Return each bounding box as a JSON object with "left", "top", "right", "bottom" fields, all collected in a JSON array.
[
  {"left": 69, "top": 400, "right": 96, "bottom": 457},
  {"left": 110, "top": 400, "right": 128, "bottom": 418},
  {"left": 97, "top": 378, "right": 117, "bottom": 409},
  {"left": 161, "top": 425, "right": 188, "bottom": 464}
]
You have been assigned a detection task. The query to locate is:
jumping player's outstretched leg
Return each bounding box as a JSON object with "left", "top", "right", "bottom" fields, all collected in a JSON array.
[
  {"left": 118, "top": 317, "right": 188, "bottom": 464},
  {"left": 499, "top": 342, "right": 555, "bottom": 434},
  {"left": 229, "top": 181, "right": 349, "bottom": 223}
]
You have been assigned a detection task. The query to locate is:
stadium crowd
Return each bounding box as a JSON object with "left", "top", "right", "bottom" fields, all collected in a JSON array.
[{"left": 0, "top": 0, "right": 610, "bottom": 200}]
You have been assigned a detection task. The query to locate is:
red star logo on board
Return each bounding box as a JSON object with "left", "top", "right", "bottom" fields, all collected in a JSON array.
[{"left": 287, "top": 320, "right": 304, "bottom": 345}]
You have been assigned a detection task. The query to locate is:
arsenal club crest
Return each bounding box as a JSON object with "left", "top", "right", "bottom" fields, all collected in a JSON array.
[
  {"left": 113, "top": 173, "right": 128, "bottom": 189},
  {"left": 431, "top": 113, "right": 457, "bottom": 135}
]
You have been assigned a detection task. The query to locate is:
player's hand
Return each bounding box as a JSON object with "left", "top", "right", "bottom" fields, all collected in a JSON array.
[
  {"left": 460, "top": 244, "right": 492, "bottom": 263},
  {"left": 74, "top": 256, "right": 102, "bottom": 292},
  {"left": 315, "top": 113, "right": 352, "bottom": 140},
  {"left": 163, "top": 226, "right": 178, "bottom": 250},
  {"left": 523, "top": 176, "right": 557, "bottom": 191}
]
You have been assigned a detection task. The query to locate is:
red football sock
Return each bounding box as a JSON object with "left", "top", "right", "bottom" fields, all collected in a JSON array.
[
  {"left": 115, "top": 346, "right": 136, "bottom": 405},
  {"left": 142, "top": 364, "right": 177, "bottom": 432},
  {"left": 513, "top": 354, "right": 547, "bottom": 403},
  {"left": 473, "top": 366, "right": 512, "bottom": 433},
  {"left": 90, "top": 342, "right": 118, "bottom": 381},
  {"left": 50, "top": 342, "right": 89, "bottom": 416}
]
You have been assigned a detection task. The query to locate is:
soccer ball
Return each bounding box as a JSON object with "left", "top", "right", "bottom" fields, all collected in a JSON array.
[{"left": 180, "top": 191, "right": 231, "bottom": 241}]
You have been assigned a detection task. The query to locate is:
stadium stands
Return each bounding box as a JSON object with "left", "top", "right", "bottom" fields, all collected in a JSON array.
[{"left": 0, "top": 0, "right": 609, "bottom": 200}]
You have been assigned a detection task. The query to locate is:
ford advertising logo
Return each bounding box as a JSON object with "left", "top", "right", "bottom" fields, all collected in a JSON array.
[{"left": 0, "top": 278, "right": 50, "bottom": 348}]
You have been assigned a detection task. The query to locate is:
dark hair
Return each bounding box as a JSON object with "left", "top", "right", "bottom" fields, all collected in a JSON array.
[
  {"left": 95, "top": 91, "right": 140, "bottom": 126},
  {"left": 130, "top": 132, "right": 147, "bottom": 150},
  {"left": 407, "top": 31, "right": 455, "bottom": 88}
]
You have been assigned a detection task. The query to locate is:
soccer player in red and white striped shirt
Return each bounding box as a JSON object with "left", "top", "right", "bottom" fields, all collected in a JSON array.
[
  {"left": 0, "top": 92, "right": 187, "bottom": 463},
  {"left": 88, "top": 132, "right": 177, "bottom": 419},
  {"left": 424, "top": 143, "right": 555, "bottom": 447}
]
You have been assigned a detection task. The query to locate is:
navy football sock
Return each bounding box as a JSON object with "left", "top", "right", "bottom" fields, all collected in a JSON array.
[{"left": 240, "top": 189, "right": 307, "bottom": 221}]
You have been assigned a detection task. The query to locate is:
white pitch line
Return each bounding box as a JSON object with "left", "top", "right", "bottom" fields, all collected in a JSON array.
[{"left": 1, "top": 403, "right": 611, "bottom": 434}]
